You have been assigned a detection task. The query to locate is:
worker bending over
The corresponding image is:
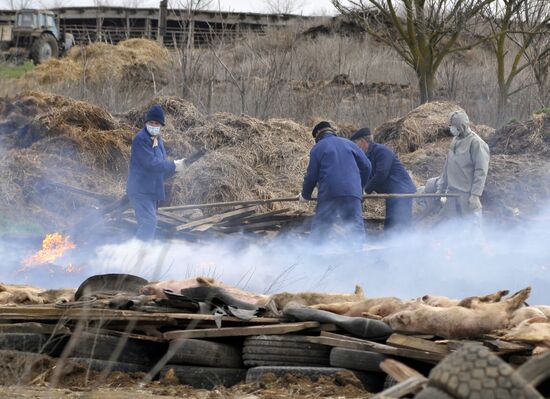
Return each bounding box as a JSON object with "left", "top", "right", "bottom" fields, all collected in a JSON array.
[
  {"left": 127, "top": 104, "right": 185, "bottom": 241},
  {"left": 351, "top": 128, "right": 416, "bottom": 231},
  {"left": 299, "top": 121, "right": 371, "bottom": 243}
]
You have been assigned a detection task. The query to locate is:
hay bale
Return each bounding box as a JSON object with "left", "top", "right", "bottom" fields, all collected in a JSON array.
[
  {"left": 375, "top": 101, "right": 463, "bottom": 153},
  {"left": 490, "top": 112, "right": 550, "bottom": 156},
  {"left": 22, "top": 39, "right": 171, "bottom": 88}
]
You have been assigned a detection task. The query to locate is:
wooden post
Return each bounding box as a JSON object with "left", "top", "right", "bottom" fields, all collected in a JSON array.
[
  {"left": 125, "top": 11, "right": 130, "bottom": 39},
  {"left": 145, "top": 17, "right": 152, "bottom": 39},
  {"left": 95, "top": 12, "right": 102, "bottom": 42},
  {"left": 157, "top": 0, "right": 168, "bottom": 46}
]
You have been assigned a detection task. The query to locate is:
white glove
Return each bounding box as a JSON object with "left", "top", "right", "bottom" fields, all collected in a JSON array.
[
  {"left": 174, "top": 159, "right": 186, "bottom": 173},
  {"left": 297, "top": 192, "right": 307, "bottom": 202},
  {"left": 439, "top": 192, "right": 447, "bottom": 204},
  {"left": 468, "top": 194, "right": 482, "bottom": 210}
]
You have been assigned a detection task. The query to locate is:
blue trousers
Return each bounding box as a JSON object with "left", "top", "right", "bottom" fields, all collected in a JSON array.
[
  {"left": 129, "top": 194, "right": 158, "bottom": 242},
  {"left": 311, "top": 196, "right": 365, "bottom": 243},
  {"left": 385, "top": 198, "right": 413, "bottom": 231}
]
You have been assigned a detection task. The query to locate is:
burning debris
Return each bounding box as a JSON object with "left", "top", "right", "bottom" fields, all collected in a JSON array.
[{"left": 22, "top": 233, "right": 75, "bottom": 269}]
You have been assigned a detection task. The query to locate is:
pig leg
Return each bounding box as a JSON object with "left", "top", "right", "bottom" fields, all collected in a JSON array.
[{"left": 311, "top": 302, "right": 355, "bottom": 315}]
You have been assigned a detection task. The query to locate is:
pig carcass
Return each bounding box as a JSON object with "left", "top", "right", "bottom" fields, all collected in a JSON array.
[
  {"left": 503, "top": 317, "right": 550, "bottom": 344},
  {"left": 0, "top": 283, "right": 75, "bottom": 305},
  {"left": 383, "top": 287, "right": 531, "bottom": 339},
  {"left": 510, "top": 306, "right": 547, "bottom": 327},
  {"left": 420, "top": 289, "right": 509, "bottom": 308},
  {"left": 269, "top": 285, "right": 365, "bottom": 311},
  {"left": 140, "top": 277, "right": 269, "bottom": 306},
  {"left": 312, "top": 297, "right": 413, "bottom": 318}
]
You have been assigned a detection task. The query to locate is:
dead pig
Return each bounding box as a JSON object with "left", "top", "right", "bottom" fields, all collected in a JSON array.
[{"left": 383, "top": 287, "right": 531, "bottom": 339}]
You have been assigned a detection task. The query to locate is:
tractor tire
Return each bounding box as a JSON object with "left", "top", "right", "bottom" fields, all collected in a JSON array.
[
  {"left": 167, "top": 339, "right": 242, "bottom": 368},
  {"left": 414, "top": 387, "right": 454, "bottom": 399},
  {"left": 30, "top": 34, "right": 59, "bottom": 65},
  {"left": 427, "top": 344, "right": 542, "bottom": 399}
]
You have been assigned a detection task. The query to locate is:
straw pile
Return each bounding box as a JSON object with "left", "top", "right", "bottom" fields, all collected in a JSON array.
[
  {"left": 490, "top": 111, "right": 550, "bottom": 156},
  {"left": 375, "top": 101, "right": 494, "bottom": 154},
  {"left": 21, "top": 39, "right": 172, "bottom": 88},
  {"left": 0, "top": 92, "right": 131, "bottom": 229}
]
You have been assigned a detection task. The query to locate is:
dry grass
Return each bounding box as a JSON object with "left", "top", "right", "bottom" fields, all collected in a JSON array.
[{"left": 490, "top": 112, "right": 550, "bottom": 156}]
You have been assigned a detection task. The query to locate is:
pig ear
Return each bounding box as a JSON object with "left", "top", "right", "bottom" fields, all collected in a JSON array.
[
  {"left": 526, "top": 316, "right": 547, "bottom": 325},
  {"left": 397, "top": 312, "right": 411, "bottom": 324}
]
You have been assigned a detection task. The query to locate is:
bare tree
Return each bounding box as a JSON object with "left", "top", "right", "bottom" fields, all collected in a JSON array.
[
  {"left": 264, "top": 0, "right": 306, "bottom": 14},
  {"left": 484, "top": 0, "right": 550, "bottom": 120},
  {"left": 331, "top": 0, "right": 495, "bottom": 104},
  {"left": 8, "top": 0, "right": 33, "bottom": 9},
  {"left": 173, "top": 0, "right": 213, "bottom": 98}
]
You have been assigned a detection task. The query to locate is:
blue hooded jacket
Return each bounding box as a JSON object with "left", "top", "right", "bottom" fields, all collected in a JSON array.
[
  {"left": 365, "top": 142, "right": 416, "bottom": 194},
  {"left": 127, "top": 128, "right": 176, "bottom": 201},
  {"left": 302, "top": 133, "right": 371, "bottom": 200}
]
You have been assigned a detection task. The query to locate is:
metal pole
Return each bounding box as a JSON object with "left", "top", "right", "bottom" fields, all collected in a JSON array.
[{"left": 159, "top": 193, "right": 460, "bottom": 212}]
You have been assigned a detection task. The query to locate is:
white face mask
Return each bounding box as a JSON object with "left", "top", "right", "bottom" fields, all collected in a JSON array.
[
  {"left": 449, "top": 126, "right": 460, "bottom": 137},
  {"left": 146, "top": 124, "right": 161, "bottom": 136}
]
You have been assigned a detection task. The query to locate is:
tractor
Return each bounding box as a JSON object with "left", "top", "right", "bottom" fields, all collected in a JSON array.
[{"left": 1, "top": 9, "right": 73, "bottom": 65}]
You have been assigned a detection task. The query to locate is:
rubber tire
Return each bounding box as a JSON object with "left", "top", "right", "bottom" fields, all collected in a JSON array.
[
  {"left": 330, "top": 347, "right": 387, "bottom": 372},
  {"left": 69, "top": 357, "right": 150, "bottom": 373},
  {"left": 244, "top": 334, "right": 330, "bottom": 350},
  {"left": 415, "top": 387, "right": 454, "bottom": 399},
  {"left": 428, "top": 344, "right": 542, "bottom": 399},
  {"left": 30, "top": 34, "right": 59, "bottom": 65},
  {"left": 244, "top": 335, "right": 330, "bottom": 367},
  {"left": 160, "top": 365, "right": 246, "bottom": 388},
  {"left": 167, "top": 339, "right": 242, "bottom": 368},
  {"left": 0, "top": 333, "right": 64, "bottom": 356},
  {"left": 68, "top": 332, "right": 163, "bottom": 365}
]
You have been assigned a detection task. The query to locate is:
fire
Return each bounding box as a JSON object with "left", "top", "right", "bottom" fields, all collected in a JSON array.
[{"left": 23, "top": 233, "right": 76, "bottom": 268}]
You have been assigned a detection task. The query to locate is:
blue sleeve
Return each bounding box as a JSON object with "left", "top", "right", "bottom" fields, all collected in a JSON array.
[
  {"left": 302, "top": 146, "right": 320, "bottom": 200},
  {"left": 366, "top": 147, "right": 393, "bottom": 194},
  {"left": 352, "top": 146, "right": 372, "bottom": 190},
  {"left": 133, "top": 136, "right": 176, "bottom": 174}
]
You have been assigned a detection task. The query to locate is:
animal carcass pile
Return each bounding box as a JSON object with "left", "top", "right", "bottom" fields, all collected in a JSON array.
[{"left": 0, "top": 275, "right": 548, "bottom": 397}]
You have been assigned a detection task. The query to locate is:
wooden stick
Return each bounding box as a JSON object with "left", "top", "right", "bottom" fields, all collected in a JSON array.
[{"left": 160, "top": 193, "right": 461, "bottom": 212}]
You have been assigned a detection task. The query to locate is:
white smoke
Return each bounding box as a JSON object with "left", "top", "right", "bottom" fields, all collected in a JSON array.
[{"left": 84, "top": 208, "right": 550, "bottom": 304}]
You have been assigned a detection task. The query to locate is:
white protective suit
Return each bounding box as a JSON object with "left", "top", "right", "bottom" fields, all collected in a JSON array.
[{"left": 437, "top": 111, "right": 490, "bottom": 224}]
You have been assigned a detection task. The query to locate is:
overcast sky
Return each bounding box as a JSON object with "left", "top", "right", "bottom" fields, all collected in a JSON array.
[{"left": 0, "top": 0, "right": 338, "bottom": 15}]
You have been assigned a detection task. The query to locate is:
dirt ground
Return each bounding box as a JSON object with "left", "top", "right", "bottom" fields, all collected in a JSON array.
[{"left": 2, "top": 371, "right": 370, "bottom": 399}]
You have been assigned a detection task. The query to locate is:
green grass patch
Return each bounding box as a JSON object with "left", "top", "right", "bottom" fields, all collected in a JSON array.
[
  {"left": 534, "top": 107, "right": 550, "bottom": 115},
  {"left": 0, "top": 212, "right": 44, "bottom": 236},
  {"left": 0, "top": 60, "right": 33, "bottom": 80}
]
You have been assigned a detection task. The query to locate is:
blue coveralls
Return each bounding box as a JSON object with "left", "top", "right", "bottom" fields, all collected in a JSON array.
[
  {"left": 364, "top": 142, "right": 416, "bottom": 230},
  {"left": 302, "top": 133, "right": 372, "bottom": 242},
  {"left": 127, "top": 128, "right": 175, "bottom": 241}
]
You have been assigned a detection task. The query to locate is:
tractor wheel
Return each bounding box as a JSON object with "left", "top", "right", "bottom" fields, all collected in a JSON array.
[{"left": 30, "top": 34, "right": 59, "bottom": 65}]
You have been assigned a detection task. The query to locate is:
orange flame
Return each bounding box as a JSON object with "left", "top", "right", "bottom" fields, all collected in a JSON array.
[{"left": 23, "top": 233, "right": 76, "bottom": 268}]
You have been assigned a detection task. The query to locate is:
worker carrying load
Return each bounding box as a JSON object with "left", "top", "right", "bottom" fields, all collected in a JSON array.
[
  {"left": 127, "top": 104, "right": 185, "bottom": 241},
  {"left": 351, "top": 127, "right": 416, "bottom": 231},
  {"left": 298, "top": 121, "right": 371, "bottom": 244}
]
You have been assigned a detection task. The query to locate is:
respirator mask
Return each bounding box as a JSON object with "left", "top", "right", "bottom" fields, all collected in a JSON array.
[{"left": 146, "top": 124, "right": 161, "bottom": 136}]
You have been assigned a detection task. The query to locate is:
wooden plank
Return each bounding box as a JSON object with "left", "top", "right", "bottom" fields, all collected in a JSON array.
[
  {"left": 387, "top": 334, "right": 449, "bottom": 355},
  {"left": 221, "top": 208, "right": 291, "bottom": 225},
  {"left": 483, "top": 339, "right": 533, "bottom": 354},
  {"left": 83, "top": 327, "right": 165, "bottom": 343},
  {"left": 379, "top": 359, "right": 425, "bottom": 382},
  {"left": 175, "top": 206, "right": 256, "bottom": 231},
  {"left": 216, "top": 219, "right": 294, "bottom": 233},
  {"left": 156, "top": 210, "right": 189, "bottom": 224},
  {"left": 0, "top": 307, "right": 280, "bottom": 324},
  {"left": 163, "top": 321, "right": 320, "bottom": 340},
  {"left": 305, "top": 335, "right": 443, "bottom": 363},
  {"left": 372, "top": 377, "right": 427, "bottom": 399}
]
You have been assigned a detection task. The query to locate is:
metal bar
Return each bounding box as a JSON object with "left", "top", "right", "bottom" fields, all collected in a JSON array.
[{"left": 159, "top": 193, "right": 460, "bottom": 212}]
